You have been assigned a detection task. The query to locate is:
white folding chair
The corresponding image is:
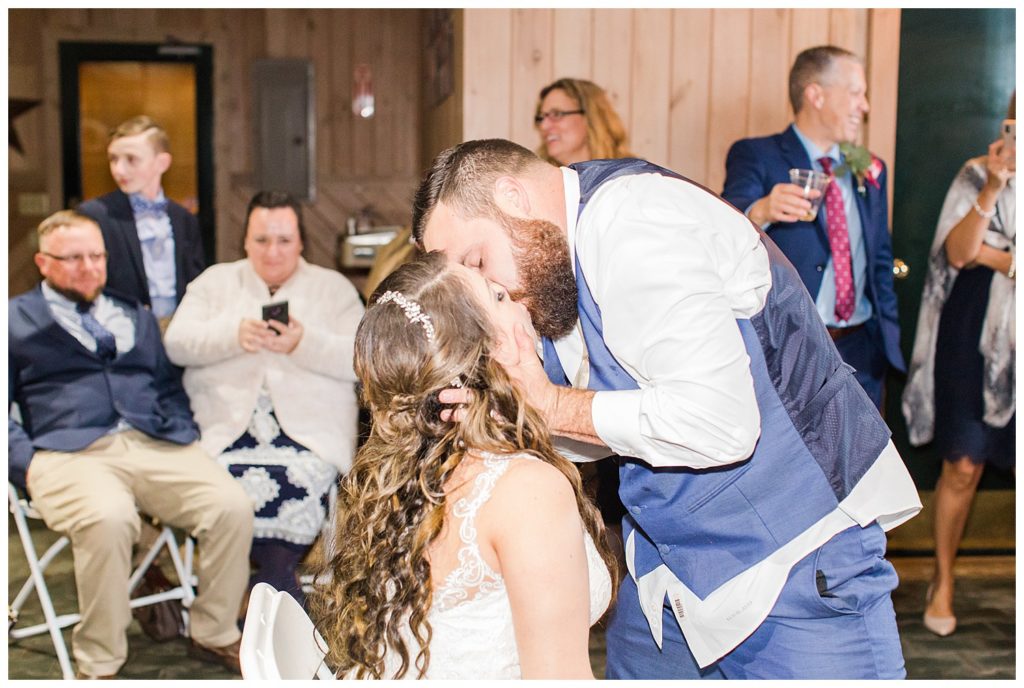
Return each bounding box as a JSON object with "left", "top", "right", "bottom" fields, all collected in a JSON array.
[
  {"left": 240, "top": 582, "right": 335, "bottom": 680},
  {"left": 8, "top": 482, "right": 196, "bottom": 680}
]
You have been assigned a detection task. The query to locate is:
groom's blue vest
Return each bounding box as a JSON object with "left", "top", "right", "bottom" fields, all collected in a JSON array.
[{"left": 541, "top": 159, "right": 890, "bottom": 599}]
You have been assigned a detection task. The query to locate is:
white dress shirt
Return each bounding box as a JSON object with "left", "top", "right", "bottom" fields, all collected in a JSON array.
[{"left": 553, "top": 167, "right": 921, "bottom": 665}]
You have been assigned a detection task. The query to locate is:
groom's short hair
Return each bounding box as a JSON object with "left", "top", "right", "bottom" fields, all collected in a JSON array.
[{"left": 412, "top": 139, "right": 543, "bottom": 248}]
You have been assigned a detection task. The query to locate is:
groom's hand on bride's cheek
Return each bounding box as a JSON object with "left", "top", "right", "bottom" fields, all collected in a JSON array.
[{"left": 497, "top": 323, "right": 559, "bottom": 420}]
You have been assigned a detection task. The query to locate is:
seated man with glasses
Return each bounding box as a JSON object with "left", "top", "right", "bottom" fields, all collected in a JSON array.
[{"left": 8, "top": 210, "right": 253, "bottom": 679}]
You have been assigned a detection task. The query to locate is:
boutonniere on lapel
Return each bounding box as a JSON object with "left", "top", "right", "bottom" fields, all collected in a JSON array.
[{"left": 835, "top": 142, "right": 883, "bottom": 196}]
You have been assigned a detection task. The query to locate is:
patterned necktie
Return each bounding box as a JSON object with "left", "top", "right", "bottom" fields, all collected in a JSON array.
[
  {"left": 76, "top": 301, "right": 117, "bottom": 361},
  {"left": 817, "top": 157, "right": 855, "bottom": 322}
]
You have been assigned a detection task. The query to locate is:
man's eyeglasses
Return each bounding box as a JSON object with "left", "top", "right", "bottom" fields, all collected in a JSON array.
[
  {"left": 41, "top": 251, "right": 108, "bottom": 266},
  {"left": 534, "top": 109, "right": 585, "bottom": 125}
]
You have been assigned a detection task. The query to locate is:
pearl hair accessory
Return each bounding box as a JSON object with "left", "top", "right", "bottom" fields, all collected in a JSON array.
[{"left": 376, "top": 290, "right": 435, "bottom": 342}]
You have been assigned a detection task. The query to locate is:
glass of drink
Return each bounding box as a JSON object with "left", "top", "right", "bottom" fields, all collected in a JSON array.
[{"left": 789, "top": 168, "right": 831, "bottom": 222}]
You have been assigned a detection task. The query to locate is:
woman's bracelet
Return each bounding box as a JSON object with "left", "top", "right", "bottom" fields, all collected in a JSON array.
[{"left": 973, "top": 201, "right": 996, "bottom": 219}]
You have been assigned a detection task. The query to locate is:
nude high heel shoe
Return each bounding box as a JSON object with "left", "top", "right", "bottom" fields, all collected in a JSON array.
[{"left": 923, "top": 583, "right": 957, "bottom": 637}]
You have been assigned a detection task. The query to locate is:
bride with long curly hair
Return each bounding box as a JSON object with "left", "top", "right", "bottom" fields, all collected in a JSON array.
[{"left": 309, "top": 251, "right": 618, "bottom": 679}]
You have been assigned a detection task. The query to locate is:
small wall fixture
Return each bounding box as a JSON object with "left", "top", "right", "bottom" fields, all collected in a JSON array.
[{"left": 352, "top": 64, "right": 374, "bottom": 119}]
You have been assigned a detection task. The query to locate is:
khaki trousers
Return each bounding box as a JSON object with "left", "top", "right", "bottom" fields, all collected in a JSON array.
[{"left": 27, "top": 430, "right": 254, "bottom": 677}]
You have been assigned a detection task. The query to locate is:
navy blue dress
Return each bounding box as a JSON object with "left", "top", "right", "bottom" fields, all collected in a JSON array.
[{"left": 932, "top": 265, "right": 1015, "bottom": 469}]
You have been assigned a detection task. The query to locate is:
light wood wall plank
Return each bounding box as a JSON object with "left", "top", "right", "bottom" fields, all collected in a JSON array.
[
  {"left": 829, "top": 8, "right": 868, "bottom": 55},
  {"left": 552, "top": 9, "right": 593, "bottom": 79},
  {"left": 509, "top": 9, "right": 554, "bottom": 149},
  {"left": 462, "top": 9, "right": 512, "bottom": 141},
  {"left": 867, "top": 8, "right": 901, "bottom": 224},
  {"left": 591, "top": 10, "right": 633, "bottom": 130},
  {"left": 630, "top": 10, "right": 672, "bottom": 167},
  {"left": 668, "top": 8, "right": 711, "bottom": 177},
  {"left": 706, "top": 9, "right": 752, "bottom": 192},
  {"left": 789, "top": 9, "right": 831, "bottom": 65},
  {"left": 748, "top": 9, "right": 793, "bottom": 137}
]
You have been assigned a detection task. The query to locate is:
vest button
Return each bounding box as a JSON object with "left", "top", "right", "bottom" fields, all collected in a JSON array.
[
  {"left": 626, "top": 462, "right": 635, "bottom": 470},
  {"left": 816, "top": 264, "right": 824, "bottom": 272},
  {"left": 629, "top": 505, "right": 641, "bottom": 516},
  {"left": 658, "top": 544, "right": 670, "bottom": 555}
]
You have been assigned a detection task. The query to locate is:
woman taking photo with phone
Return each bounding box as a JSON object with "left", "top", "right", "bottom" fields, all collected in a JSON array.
[
  {"left": 903, "top": 95, "right": 1016, "bottom": 637},
  {"left": 165, "top": 191, "right": 364, "bottom": 607}
]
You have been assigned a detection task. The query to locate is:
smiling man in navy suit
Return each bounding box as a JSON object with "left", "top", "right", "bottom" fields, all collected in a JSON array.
[
  {"left": 9, "top": 211, "right": 250, "bottom": 678},
  {"left": 78, "top": 116, "right": 205, "bottom": 330},
  {"left": 722, "top": 45, "right": 904, "bottom": 408}
]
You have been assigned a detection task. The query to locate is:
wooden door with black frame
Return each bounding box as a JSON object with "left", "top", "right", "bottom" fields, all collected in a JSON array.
[{"left": 59, "top": 41, "right": 215, "bottom": 262}]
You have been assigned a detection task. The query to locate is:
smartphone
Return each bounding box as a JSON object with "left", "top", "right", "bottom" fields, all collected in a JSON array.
[
  {"left": 1002, "top": 119, "right": 1015, "bottom": 154},
  {"left": 261, "top": 301, "right": 289, "bottom": 335}
]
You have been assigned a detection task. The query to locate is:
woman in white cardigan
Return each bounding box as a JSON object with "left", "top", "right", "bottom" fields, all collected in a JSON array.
[{"left": 165, "top": 191, "right": 364, "bottom": 605}]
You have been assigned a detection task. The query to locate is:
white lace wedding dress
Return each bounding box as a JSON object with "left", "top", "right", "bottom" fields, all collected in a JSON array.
[{"left": 380, "top": 452, "right": 613, "bottom": 679}]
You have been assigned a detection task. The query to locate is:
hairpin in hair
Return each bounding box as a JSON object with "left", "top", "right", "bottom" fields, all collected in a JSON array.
[{"left": 377, "top": 290, "right": 435, "bottom": 342}]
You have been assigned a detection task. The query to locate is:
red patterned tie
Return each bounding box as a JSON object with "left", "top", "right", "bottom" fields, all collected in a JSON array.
[{"left": 817, "top": 157, "right": 855, "bottom": 322}]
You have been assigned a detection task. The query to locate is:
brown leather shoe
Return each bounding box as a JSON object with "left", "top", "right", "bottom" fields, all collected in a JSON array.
[
  {"left": 74, "top": 669, "right": 116, "bottom": 679},
  {"left": 187, "top": 638, "right": 242, "bottom": 675}
]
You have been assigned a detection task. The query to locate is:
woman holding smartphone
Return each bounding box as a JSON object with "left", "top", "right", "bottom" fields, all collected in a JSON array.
[
  {"left": 903, "top": 94, "right": 1016, "bottom": 637},
  {"left": 165, "top": 191, "right": 364, "bottom": 607}
]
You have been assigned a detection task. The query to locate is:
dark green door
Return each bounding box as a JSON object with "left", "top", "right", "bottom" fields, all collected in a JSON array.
[{"left": 886, "top": 8, "right": 1015, "bottom": 494}]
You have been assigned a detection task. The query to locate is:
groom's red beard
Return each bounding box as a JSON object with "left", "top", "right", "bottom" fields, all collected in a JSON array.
[{"left": 501, "top": 214, "right": 578, "bottom": 340}]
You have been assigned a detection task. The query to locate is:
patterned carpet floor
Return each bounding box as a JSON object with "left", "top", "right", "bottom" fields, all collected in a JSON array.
[{"left": 8, "top": 519, "right": 1015, "bottom": 680}]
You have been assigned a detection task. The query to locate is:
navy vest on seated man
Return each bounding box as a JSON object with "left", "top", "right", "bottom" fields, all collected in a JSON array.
[
  {"left": 540, "top": 158, "right": 895, "bottom": 667},
  {"left": 8, "top": 286, "right": 198, "bottom": 490}
]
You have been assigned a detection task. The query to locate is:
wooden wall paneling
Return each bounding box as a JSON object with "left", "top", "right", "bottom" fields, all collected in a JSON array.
[
  {"left": 211, "top": 11, "right": 249, "bottom": 176},
  {"left": 369, "top": 11, "right": 402, "bottom": 180},
  {"left": 50, "top": 8, "right": 89, "bottom": 28},
  {"left": 667, "top": 9, "right": 711, "bottom": 179},
  {"left": 828, "top": 8, "right": 869, "bottom": 56},
  {"left": 788, "top": 9, "right": 831, "bottom": 64},
  {"left": 866, "top": 8, "right": 901, "bottom": 225},
  {"left": 215, "top": 10, "right": 266, "bottom": 262},
  {"left": 371, "top": 10, "right": 396, "bottom": 179},
  {"left": 330, "top": 10, "right": 356, "bottom": 178},
  {"left": 509, "top": 10, "right": 554, "bottom": 149},
  {"left": 309, "top": 10, "right": 335, "bottom": 177},
  {"left": 151, "top": 8, "right": 205, "bottom": 38},
  {"left": 349, "top": 10, "right": 377, "bottom": 181},
  {"left": 420, "top": 10, "right": 464, "bottom": 165},
  {"left": 629, "top": 9, "right": 672, "bottom": 167},
  {"left": 461, "top": 9, "right": 512, "bottom": 141},
  {"left": 264, "top": 9, "right": 295, "bottom": 58},
  {"left": 747, "top": 9, "right": 793, "bottom": 138},
  {"left": 9, "top": 10, "right": 39, "bottom": 64},
  {"left": 706, "top": 9, "right": 752, "bottom": 193},
  {"left": 119, "top": 9, "right": 159, "bottom": 30},
  {"left": 389, "top": 10, "right": 423, "bottom": 178},
  {"left": 552, "top": 9, "right": 594, "bottom": 79},
  {"left": 591, "top": 9, "right": 634, "bottom": 131}
]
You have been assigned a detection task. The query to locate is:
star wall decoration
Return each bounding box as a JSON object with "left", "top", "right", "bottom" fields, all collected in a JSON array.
[{"left": 10, "top": 98, "right": 42, "bottom": 155}]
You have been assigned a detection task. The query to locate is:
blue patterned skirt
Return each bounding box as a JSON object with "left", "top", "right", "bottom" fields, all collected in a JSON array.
[{"left": 219, "top": 393, "right": 338, "bottom": 550}]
